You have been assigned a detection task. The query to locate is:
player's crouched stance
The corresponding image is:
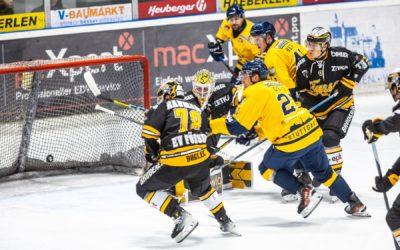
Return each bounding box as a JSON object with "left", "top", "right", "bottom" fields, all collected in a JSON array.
[
  {"left": 210, "top": 59, "right": 370, "bottom": 218},
  {"left": 136, "top": 80, "right": 239, "bottom": 243},
  {"left": 362, "top": 69, "right": 400, "bottom": 244}
]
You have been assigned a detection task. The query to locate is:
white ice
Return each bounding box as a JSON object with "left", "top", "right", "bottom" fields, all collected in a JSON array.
[{"left": 0, "top": 92, "right": 398, "bottom": 250}]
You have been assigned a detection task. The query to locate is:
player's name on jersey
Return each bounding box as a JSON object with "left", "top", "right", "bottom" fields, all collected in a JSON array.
[
  {"left": 171, "top": 134, "right": 207, "bottom": 148},
  {"left": 186, "top": 150, "right": 207, "bottom": 163},
  {"left": 166, "top": 100, "right": 201, "bottom": 112}
]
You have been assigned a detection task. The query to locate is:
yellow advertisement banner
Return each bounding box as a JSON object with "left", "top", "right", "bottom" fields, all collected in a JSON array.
[
  {"left": 221, "top": 0, "right": 297, "bottom": 11},
  {"left": 0, "top": 12, "right": 45, "bottom": 33}
]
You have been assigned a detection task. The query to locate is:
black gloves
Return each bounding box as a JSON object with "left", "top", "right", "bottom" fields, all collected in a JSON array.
[
  {"left": 209, "top": 154, "right": 225, "bottom": 169},
  {"left": 145, "top": 153, "right": 159, "bottom": 164},
  {"left": 208, "top": 42, "right": 224, "bottom": 62},
  {"left": 362, "top": 119, "right": 383, "bottom": 143},
  {"left": 372, "top": 169, "right": 399, "bottom": 193},
  {"left": 236, "top": 127, "right": 258, "bottom": 146}
]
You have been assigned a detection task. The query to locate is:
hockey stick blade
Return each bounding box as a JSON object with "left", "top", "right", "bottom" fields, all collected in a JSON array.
[
  {"left": 95, "top": 104, "right": 144, "bottom": 125},
  {"left": 84, "top": 72, "right": 102, "bottom": 97}
]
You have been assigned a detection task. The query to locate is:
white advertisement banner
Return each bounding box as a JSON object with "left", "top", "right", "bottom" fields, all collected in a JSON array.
[
  {"left": 301, "top": 5, "right": 400, "bottom": 92},
  {"left": 51, "top": 4, "right": 132, "bottom": 28}
]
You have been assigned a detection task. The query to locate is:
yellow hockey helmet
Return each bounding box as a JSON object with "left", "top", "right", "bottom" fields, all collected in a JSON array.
[
  {"left": 157, "top": 80, "right": 185, "bottom": 103},
  {"left": 387, "top": 68, "right": 400, "bottom": 101},
  {"left": 192, "top": 69, "right": 215, "bottom": 101}
]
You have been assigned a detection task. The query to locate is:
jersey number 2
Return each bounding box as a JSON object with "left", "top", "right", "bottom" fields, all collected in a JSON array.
[
  {"left": 174, "top": 108, "right": 202, "bottom": 133},
  {"left": 277, "top": 93, "right": 296, "bottom": 115}
]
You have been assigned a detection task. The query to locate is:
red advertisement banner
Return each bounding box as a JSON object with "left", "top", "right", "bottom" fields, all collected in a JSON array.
[{"left": 138, "top": 0, "right": 216, "bottom": 19}]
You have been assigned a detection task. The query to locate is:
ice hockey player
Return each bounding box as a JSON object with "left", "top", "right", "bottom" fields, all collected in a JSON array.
[
  {"left": 249, "top": 20, "right": 311, "bottom": 202},
  {"left": 296, "top": 27, "right": 369, "bottom": 202},
  {"left": 362, "top": 68, "right": 400, "bottom": 246},
  {"left": 209, "top": 58, "right": 371, "bottom": 218},
  {"left": 208, "top": 4, "right": 259, "bottom": 83},
  {"left": 250, "top": 20, "right": 307, "bottom": 97},
  {"left": 136, "top": 80, "right": 239, "bottom": 243}
]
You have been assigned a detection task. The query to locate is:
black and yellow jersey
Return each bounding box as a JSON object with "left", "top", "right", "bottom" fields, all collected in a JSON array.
[
  {"left": 257, "top": 39, "right": 307, "bottom": 92},
  {"left": 216, "top": 19, "right": 259, "bottom": 70},
  {"left": 296, "top": 47, "right": 369, "bottom": 119},
  {"left": 210, "top": 81, "right": 323, "bottom": 152},
  {"left": 141, "top": 98, "right": 210, "bottom": 167},
  {"left": 184, "top": 81, "right": 236, "bottom": 119}
]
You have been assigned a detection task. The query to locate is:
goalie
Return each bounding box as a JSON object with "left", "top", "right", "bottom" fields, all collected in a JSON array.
[{"left": 362, "top": 68, "right": 400, "bottom": 246}]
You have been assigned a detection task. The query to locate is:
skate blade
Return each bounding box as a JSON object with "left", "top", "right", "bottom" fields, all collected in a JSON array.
[
  {"left": 175, "top": 221, "right": 199, "bottom": 243},
  {"left": 301, "top": 193, "right": 323, "bottom": 218},
  {"left": 351, "top": 211, "right": 372, "bottom": 218},
  {"left": 282, "top": 194, "right": 298, "bottom": 203}
]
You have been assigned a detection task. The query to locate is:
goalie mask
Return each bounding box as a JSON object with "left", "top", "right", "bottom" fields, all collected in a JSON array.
[
  {"left": 306, "top": 27, "right": 331, "bottom": 59},
  {"left": 192, "top": 69, "right": 215, "bottom": 104},
  {"left": 387, "top": 68, "right": 400, "bottom": 101},
  {"left": 157, "top": 80, "right": 185, "bottom": 103}
]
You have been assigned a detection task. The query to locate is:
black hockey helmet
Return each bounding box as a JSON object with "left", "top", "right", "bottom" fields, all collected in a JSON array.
[
  {"left": 226, "top": 4, "right": 244, "bottom": 19},
  {"left": 250, "top": 21, "right": 276, "bottom": 38},
  {"left": 157, "top": 80, "right": 185, "bottom": 103},
  {"left": 387, "top": 68, "right": 400, "bottom": 101}
]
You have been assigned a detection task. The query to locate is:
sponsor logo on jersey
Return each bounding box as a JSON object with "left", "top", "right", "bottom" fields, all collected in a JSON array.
[
  {"left": 331, "top": 65, "right": 349, "bottom": 71},
  {"left": 331, "top": 51, "right": 348, "bottom": 58}
]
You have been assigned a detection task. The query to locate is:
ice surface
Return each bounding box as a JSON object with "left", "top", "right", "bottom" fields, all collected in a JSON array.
[{"left": 0, "top": 92, "right": 398, "bottom": 250}]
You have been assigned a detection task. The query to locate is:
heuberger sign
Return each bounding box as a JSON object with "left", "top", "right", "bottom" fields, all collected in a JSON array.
[
  {"left": 221, "top": 0, "right": 297, "bottom": 11},
  {"left": 1, "top": 13, "right": 300, "bottom": 105},
  {"left": 138, "top": 0, "right": 216, "bottom": 19}
]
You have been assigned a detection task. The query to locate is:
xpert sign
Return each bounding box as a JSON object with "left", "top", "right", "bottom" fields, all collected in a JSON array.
[
  {"left": 50, "top": 4, "right": 132, "bottom": 27},
  {"left": 0, "top": 12, "right": 45, "bottom": 32},
  {"left": 138, "top": 0, "right": 216, "bottom": 19},
  {"left": 221, "top": 0, "right": 297, "bottom": 11}
]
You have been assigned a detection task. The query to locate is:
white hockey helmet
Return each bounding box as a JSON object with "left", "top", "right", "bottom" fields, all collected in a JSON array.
[{"left": 192, "top": 69, "right": 215, "bottom": 102}]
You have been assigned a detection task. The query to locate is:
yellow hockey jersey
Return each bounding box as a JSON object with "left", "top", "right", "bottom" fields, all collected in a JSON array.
[
  {"left": 257, "top": 39, "right": 307, "bottom": 91},
  {"left": 216, "top": 19, "right": 259, "bottom": 70},
  {"left": 210, "top": 81, "right": 322, "bottom": 152}
]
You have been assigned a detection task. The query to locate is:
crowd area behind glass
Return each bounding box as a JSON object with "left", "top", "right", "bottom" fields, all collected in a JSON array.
[{"left": 0, "top": 0, "right": 131, "bottom": 15}]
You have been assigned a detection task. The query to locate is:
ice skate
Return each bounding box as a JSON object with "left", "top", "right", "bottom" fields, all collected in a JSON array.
[
  {"left": 297, "top": 185, "right": 323, "bottom": 218},
  {"left": 344, "top": 192, "right": 371, "bottom": 218},
  {"left": 171, "top": 207, "right": 199, "bottom": 243},
  {"left": 281, "top": 189, "right": 298, "bottom": 203},
  {"left": 217, "top": 214, "right": 241, "bottom": 236}
]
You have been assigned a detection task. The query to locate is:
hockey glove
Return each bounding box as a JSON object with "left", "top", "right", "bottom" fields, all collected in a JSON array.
[
  {"left": 208, "top": 42, "right": 224, "bottom": 62},
  {"left": 362, "top": 119, "right": 384, "bottom": 143},
  {"left": 145, "top": 153, "right": 159, "bottom": 164},
  {"left": 236, "top": 127, "right": 258, "bottom": 146},
  {"left": 373, "top": 169, "right": 399, "bottom": 193},
  {"left": 209, "top": 154, "right": 225, "bottom": 169}
]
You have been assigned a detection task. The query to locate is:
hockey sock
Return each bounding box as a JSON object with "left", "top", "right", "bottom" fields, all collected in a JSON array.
[
  {"left": 273, "top": 169, "right": 302, "bottom": 195},
  {"left": 144, "top": 190, "right": 180, "bottom": 217},
  {"left": 326, "top": 146, "right": 343, "bottom": 173},
  {"left": 200, "top": 187, "right": 226, "bottom": 219},
  {"left": 324, "top": 173, "right": 352, "bottom": 203}
]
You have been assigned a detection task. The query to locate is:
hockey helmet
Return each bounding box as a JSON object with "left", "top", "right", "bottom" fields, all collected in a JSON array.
[
  {"left": 157, "top": 80, "right": 185, "bottom": 103},
  {"left": 239, "top": 58, "right": 268, "bottom": 82},
  {"left": 387, "top": 68, "right": 400, "bottom": 101},
  {"left": 192, "top": 69, "right": 215, "bottom": 101},
  {"left": 226, "top": 4, "right": 244, "bottom": 19},
  {"left": 306, "top": 27, "right": 332, "bottom": 45},
  {"left": 250, "top": 21, "right": 276, "bottom": 38}
]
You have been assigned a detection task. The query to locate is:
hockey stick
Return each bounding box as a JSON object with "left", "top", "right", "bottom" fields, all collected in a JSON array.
[
  {"left": 84, "top": 72, "right": 147, "bottom": 112},
  {"left": 221, "top": 60, "right": 238, "bottom": 78},
  {"left": 95, "top": 104, "right": 144, "bottom": 125},
  {"left": 212, "top": 91, "right": 340, "bottom": 172},
  {"left": 371, "top": 142, "right": 390, "bottom": 210}
]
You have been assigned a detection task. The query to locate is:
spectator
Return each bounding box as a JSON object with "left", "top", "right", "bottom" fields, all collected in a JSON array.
[
  {"left": 31, "top": 0, "right": 64, "bottom": 13},
  {"left": 0, "top": 0, "right": 14, "bottom": 15}
]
